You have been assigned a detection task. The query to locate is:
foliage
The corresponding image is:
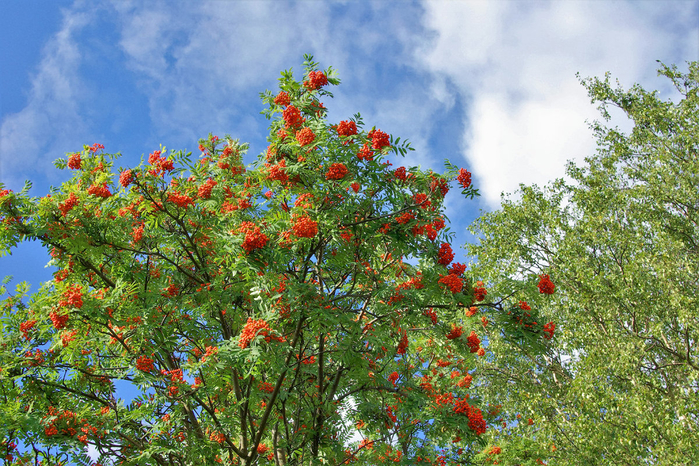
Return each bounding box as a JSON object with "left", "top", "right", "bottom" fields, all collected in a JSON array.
[
  {"left": 467, "top": 61, "right": 699, "bottom": 465},
  {"left": 0, "top": 56, "right": 546, "bottom": 466}
]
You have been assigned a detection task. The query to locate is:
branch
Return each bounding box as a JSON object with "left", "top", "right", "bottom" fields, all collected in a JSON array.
[{"left": 245, "top": 316, "right": 306, "bottom": 466}]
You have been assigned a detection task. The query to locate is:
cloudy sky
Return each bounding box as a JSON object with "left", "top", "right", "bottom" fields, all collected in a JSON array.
[{"left": 1, "top": 0, "right": 697, "bottom": 287}]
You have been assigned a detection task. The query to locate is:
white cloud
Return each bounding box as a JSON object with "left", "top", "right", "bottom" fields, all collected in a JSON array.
[
  {"left": 12, "top": 0, "right": 693, "bottom": 212},
  {"left": 2, "top": 0, "right": 446, "bottom": 188},
  {"left": 105, "top": 0, "right": 457, "bottom": 178},
  {"left": 466, "top": 84, "right": 596, "bottom": 199},
  {"left": 112, "top": 1, "right": 343, "bottom": 149},
  {"left": 86, "top": 444, "right": 99, "bottom": 462},
  {"left": 417, "top": 0, "right": 699, "bottom": 207},
  {"left": 0, "top": 8, "right": 91, "bottom": 188}
]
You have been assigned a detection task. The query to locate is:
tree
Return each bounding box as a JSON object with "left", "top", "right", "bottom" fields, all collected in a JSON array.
[
  {"left": 0, "top": 56, "right": 550, "bottom": 466},
  {"left": 466, "top": 61, "right": 699, "bottom": 465}
]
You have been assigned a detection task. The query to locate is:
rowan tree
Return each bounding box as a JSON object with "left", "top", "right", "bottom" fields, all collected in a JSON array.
[
  {"left": 0, "top": 56, "right": 553, "bottom": 466},
  {"left": 467, "top": 61, "right": 699, "bottom": 465}
]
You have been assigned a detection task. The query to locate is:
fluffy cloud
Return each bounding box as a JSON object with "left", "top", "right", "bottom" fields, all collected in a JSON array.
[
  {"left": 112, "top": 1, "right": 449, "bottom": 172},
  {"left": 5, "top": 0, "right": 695, "bottom": 211},
  {"left": 3, "top": 1, "right": 437, "bottom": 170},
  {"left": 417, "top": 0, "right": 699, "bottom": 206},
  {"left": 2, "top": 1, "right": 433, "bottom": 186},
  {"left": 0, "top": 9, "right": 92, "bottom": 188}
]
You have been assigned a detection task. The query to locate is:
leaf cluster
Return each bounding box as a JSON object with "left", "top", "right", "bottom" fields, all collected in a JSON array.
[{"left": 468, "top": 61, "right": 699, "bottom": 465}]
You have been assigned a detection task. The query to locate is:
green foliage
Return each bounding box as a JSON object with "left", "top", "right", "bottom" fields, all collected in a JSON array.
[
  {"left": 467, "top": 61, "right": 699, "bottom": 465},
  {"left": 0, "top": 58, "right": 547, "bottom": 466}
]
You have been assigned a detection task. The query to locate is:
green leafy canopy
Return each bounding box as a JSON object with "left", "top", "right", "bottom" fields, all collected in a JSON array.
[
  {"left": 0, "top": 57, "right": 552, "bottom": 466},
  {"left": 468, "top": 61, "right": 699, "bottom": 466}
]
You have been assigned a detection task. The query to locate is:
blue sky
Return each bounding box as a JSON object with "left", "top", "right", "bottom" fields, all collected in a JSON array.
[
  {"left": 1, "top": 0, "right": 698, "bottom": 292},
  {"left": 0, "top": 1, "right": 697, "bottom": 463}
]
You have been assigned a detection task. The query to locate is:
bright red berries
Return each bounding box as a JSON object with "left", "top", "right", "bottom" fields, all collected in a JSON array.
[
  {"left": 368, "top": 129, "right": 390, "bottom": 150},
  {"left": 274, "top": 91, "right": 291, "bottom": 107},
  {"left": 89, "top": 143, "right": 105, "bottom": 153},
  {"left": 473, "top": 281, "right": 487, "bottom": 301},
  {"left": 283, "top": 105, "right": 305, "bottom": 129},
  {"left": 49, "top": 311, "right": 69, "bottom": 330},
  {"left": 303, "top": 70, "right": 328, "bottom": 90},
  {"left": 201, "top": 345, "right": 218, "bottom": 363},
  {"left": 394, "top": 167, "right": 407, "bottom": 181},
  {"left": 446, "top": 324, "right": 463, "bottom": 340},
  {"left": 396, "top": 331, "right": 409, "bottom": 354},
  {"left": 168, "top": 191, "right": 194, "bottom": 209},
  {"left": 396, "top": 212, "right": 415, "bottom": 224},
  {"left": 148, "top": 150, "right": 174, "bottom": 174},
  {"left": 295, "top": 127, "right": 315, "bottom": 146},
  {"left": 439, "top": 274, "right": 463, "bottom": 294},
  {"left": 164, "top": 283, "right": 179, "bottom": 297},
  {"left": 238, "top": 318, "right": 282, "bottom": 349},
  {"left": 357, "top": 144, "right": 373, "bottom": 161},
  {"left": 292, "top": 215, "right": 318, "bottom": 238},
  {"left": 258, "top": 381, "right": 275, "bottom": 393},
  {"left": 257, "top": 444, "right": 270, "bottom": 455},
  {"left": 467, "top": 331, "right": 481, "bottom": 353},
  {"left": 456, "top": 375, "right": 472, "bottom": 390},
  {"left": 20, "top": 320, "right": 37, "bottom": 339},
  {"left": 136, "top": 355, "right": 154, "bottom": 372},
  {"left": 457, "top": 168, "right": 472, "bottom": 189},
  {"left": 414, "top": 193, "right": 431, "bottom": 209},
  {"left": 437, "top": 243, "right": 454, "bottom": 266},
  {"left": 238, "top": 222, "right": 268, "bottom": 253},
  {"left": 132, "top": 224, "right": 144, "bottom": 243},
  {"left": 67, "top": 153, "right": 81, "bottom": 169},
  {"left": 449, "top": 262, "right": 466, "bottom": 276},
  {"left": 294, "top": 193, "right": 314, "bottom": 209},
  {"left": 423, "top": 308, "right": 438, "bottom": 324},
  {"left": 336, "top": 120, "right": 358, "bottom": 137},
  {"left": 267, "top": 159, "right": 289, "bottom": 183},
  {"left": 87, "top": 184, "right": 112, "bottom": 198},
  {"left": 239, "top": 318, "right": 267, "bottom": 348},
  {"left": 120, "top": 169, "right": 134, "bottom": 187},
  {"left": 325, "top": 163, "right": 348, "bottom": 180},
  {"left": 388, "top": 371, "right": 399, "bottom": 386},
  {"left": 543, "top": 322, "right": 555, "bottom": 339},
  {"left": 538, "top": 274, "right": 555, "bottom": 294},
  {"left": 197, "top": 178, "right": 217, "bottom": 199},
  {"left": 430, "top": 177, "right": 450, "bottom": 197},
  {"left": 58, "top": 193, "right": 79, "bottom": 216},
  {"left": 453, "top": 398, "right": 486, "bottom": 435},
  {"left": 61, "top": 284, "right": 83, "bottom": 309}
]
